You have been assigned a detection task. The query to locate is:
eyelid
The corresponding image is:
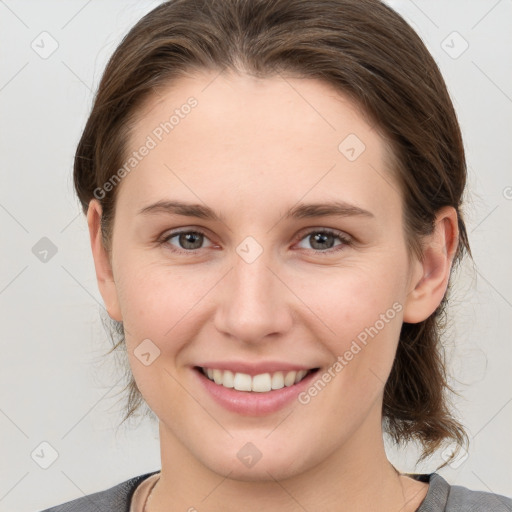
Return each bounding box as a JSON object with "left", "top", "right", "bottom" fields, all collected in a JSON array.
[
  {"left": 292, "top": 227, "right": 352, "bottom": 254},
  {"left": 294, "top": 226, "right": 351, "bottom": 242},
  {"left": 158, "top": 227, "right": 216, "bottom": 255}
]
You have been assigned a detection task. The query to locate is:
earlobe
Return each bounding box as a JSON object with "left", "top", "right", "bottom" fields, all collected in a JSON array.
[
  {"left": 87, "top": 199, "right": 123, "bottom": 322},
  {"left": 403, "top": 206, "right": 458, "bottom": 324}
]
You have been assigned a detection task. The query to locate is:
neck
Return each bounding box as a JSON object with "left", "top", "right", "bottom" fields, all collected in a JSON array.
[{"left": 149, "top": 408, "right": 424, "bottom": 512}]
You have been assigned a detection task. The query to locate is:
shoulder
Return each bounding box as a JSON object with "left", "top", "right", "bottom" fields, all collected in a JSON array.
[
  {"left": 417, "top": 472, "right": 512, "bottom": 512},
  {"left": 445, "top": 477, "right": 512, "bottom": 512},
  {"left": 37, "top": 470, "right": 160, "bottom": 512}
]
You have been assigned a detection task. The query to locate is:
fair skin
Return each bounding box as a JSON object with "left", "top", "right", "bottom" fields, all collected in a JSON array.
[{"left": 88, "top": 71, "right": 458, "bottom": 512}]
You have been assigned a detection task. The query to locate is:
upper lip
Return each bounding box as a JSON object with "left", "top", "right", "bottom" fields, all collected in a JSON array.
[{"left": 195, "top": 361, "right": 318, "bottom": 376}]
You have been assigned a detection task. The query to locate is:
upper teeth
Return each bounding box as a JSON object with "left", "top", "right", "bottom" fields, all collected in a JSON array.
[{"left": 202, "top": 368, "right": 310, "bottom": 392}]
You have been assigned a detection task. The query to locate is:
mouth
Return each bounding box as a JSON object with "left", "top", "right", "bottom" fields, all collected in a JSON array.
[{"left": 194, "top": 366, "right": 320, "bottom": 393}]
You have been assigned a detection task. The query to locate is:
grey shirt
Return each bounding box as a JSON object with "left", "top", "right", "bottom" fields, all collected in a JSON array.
[{"left": 39, "top": 470, "right": 512, "bottom": 511}]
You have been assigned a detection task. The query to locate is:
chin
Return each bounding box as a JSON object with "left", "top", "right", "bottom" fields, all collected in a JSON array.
[
  {"left": 196, "top": 440, "right": 314, "bottom": 482},
  {"left": 208, "top": 456, "right": 305, "bottom": 482}
]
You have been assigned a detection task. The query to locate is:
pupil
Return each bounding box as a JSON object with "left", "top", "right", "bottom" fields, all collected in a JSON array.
[
  {"left": 312, "top": 232, "right": 332, "bottom": 250},
  {"left": 181, "top": 232, "right": 202, "bottom": 249}
]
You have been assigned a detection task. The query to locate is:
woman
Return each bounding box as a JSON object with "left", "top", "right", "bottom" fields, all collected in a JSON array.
[{"left": 41, "top": 0, "right": 512, "bottom": 510}]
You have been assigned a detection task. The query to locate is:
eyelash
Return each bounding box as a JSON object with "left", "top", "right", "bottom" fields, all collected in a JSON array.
[{"left": 157, "top": 228, "right": 352, "bottom": 256}]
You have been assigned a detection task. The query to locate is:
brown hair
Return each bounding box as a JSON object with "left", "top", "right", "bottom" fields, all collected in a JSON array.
[{"left": 74, "top": 0, "right": 470, "bottom": 467}]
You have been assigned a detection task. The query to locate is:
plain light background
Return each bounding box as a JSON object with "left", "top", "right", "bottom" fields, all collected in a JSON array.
[{"left": 0, "top": 1, "right": 511, "bottom": 511}]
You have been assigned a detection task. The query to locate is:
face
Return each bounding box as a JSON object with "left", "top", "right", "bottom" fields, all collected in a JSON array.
[{"left": 91, "top": 71, "right": 425, "bottom": 481}]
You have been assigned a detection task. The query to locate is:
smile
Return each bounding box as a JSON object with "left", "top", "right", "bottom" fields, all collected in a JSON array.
[
  {"left": 199, "top": 367, "right": 316, "bottom": 392},
  {"left": 193, "top": 364, "right": 321, "bottom": 415}
]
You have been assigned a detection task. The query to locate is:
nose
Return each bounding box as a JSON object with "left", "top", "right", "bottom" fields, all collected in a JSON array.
[{"left": 213, "top": 249, "right": 293, "bottom": 346}]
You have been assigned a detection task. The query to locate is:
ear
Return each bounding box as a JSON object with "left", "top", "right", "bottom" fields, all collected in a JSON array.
[
  {"left": 87, "top": 199, "right": 123, "bottom": 322},
  {"left": 403, "top": 206, "right": 459, "bottom": 323}
]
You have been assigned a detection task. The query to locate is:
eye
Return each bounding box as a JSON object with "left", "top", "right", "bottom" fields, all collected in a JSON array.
[
  {"left": 295, "top": 228, "right": 351, "bottom": 254},
  {"left": 159, "top": 229, "right": 214, "bottom": 254},
  {"left": 158, "top": 227, "right": 352, "bottom": 255}
]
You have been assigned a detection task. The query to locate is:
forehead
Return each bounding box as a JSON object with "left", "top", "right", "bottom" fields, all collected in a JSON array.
[
  {"left": 119, "top": 71, "right": 401, "bottom": 220},
  {"left": 132, "top": 70, "right": 377, "bottom": 151}
]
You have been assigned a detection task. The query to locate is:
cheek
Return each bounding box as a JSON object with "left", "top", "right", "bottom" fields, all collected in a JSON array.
[
  {"left": 114, "top": 260, "right": 217, "bottom": 369},
  {"left": 296, "top": 261, "right": 404, "bottom": 340},
  {"left": 115, "top": 259, "right": 189, "bottom": 332},
  {"left": 296, "top": 261, "right": 406, "bottom": 399},
  {"left": 114, "top": 262, "right": 207, "bottom": 418}
]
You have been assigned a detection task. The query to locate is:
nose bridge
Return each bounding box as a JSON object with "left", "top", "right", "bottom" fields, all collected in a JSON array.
[
  {"left": 214, "top": 242, "right": 292, "bottom": 343},
  {"left": 233, "top": 247, "right": 273, "bottom": 301}
]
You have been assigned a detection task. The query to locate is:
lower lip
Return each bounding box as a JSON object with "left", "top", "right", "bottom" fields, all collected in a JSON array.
[{"left": 193, "top": 367, "right": 319, "bottom": 416}]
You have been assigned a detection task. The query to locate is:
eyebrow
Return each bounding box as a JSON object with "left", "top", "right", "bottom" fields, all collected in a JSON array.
[{"left": 137, "top": 199, "right": 374, "bottom": 221}]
